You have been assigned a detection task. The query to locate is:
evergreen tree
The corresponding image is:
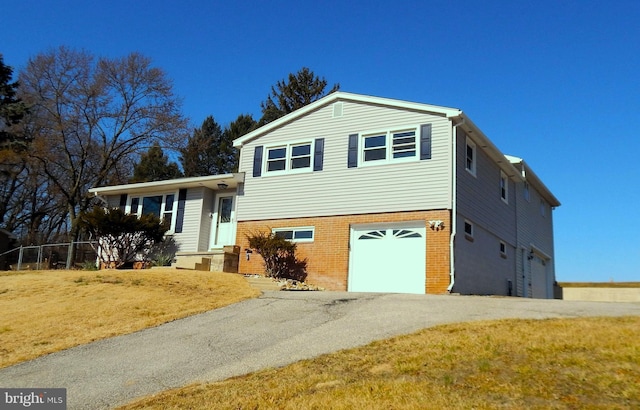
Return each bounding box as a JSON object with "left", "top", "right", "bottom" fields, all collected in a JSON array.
[
  {"left": 223, "top": 114, "right": 257, "bottom": 172},
  {"left": 0, "top": 55, "right": 28, "bottom": 149},
  {"left": 130, "top": 142, "right": 183, "bottom": 183},
  {"left": 259, "top": 67, "right": 339, "bottom": 126},
  {"left": 181, "top": 116, "right": 233, "bottom": 176}
]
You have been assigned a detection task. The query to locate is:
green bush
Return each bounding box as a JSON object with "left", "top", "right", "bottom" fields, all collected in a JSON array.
[
  {"left": 79, "top": 207, "right": 169, "bottom": 269},
  {"left": 246, "top": 231, "right": 307, "bottom": 281}
]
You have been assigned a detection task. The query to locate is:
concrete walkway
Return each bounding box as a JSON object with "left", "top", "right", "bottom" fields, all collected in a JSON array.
[{"left": 1, "top": 291, "right": 639, "bottom": 409}]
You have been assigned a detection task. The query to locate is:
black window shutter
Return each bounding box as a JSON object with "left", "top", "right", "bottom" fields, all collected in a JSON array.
[
  {"left": 119, "top": 194, "right": 127, "bottom": 211},
  {"left": 420, "top": 124, "right": 432, "bottom": 160},
  {"left": 313, "top": 138, "right": 324, "bottom": 171},
  {"left": 253, "top": 146, "right": 263, "bottom": 177},
  {"left": 348, "top": 134, "right": 358, "bottom": 168},
  {"left": 174, "top": 189, "right": 187, "bottom": 233}
]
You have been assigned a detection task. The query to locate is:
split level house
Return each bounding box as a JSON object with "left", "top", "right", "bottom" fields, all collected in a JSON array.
[{"left": 89, "top": 92, "right": 560, "bottom": 298}]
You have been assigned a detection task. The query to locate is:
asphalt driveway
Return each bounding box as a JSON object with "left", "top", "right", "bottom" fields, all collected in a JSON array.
[{"left": 1, "top": 291, "right": 639, "bottom": 409}]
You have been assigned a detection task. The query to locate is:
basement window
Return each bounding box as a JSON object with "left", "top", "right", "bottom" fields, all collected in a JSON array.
[{"left": 273, "top": 227, "right": 315, "bottom": 243}]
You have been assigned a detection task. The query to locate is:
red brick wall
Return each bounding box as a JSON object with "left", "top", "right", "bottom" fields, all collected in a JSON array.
[{"left": 236, "top": 210, "right": 452, "bottom": 294}]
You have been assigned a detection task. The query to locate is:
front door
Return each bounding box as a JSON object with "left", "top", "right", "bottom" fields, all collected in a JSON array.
[{"left": 213, "top": 195, "right": 234, "bottom": 247}]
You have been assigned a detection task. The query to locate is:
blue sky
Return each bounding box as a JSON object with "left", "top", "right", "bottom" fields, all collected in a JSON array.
[{"left": 2, "top": 1, "right": 639, "bottom": 282}]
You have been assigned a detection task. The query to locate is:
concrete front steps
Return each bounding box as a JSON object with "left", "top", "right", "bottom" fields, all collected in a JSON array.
[
  {"left": 172, "top": 246, "right": 240, "bottom": 273},
  {"left": 244, "top": 275, "right": 284, "bottom": 291}
]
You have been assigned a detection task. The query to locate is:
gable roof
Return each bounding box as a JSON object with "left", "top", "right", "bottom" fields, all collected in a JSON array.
[
  {"left": 233, "top": 91, "right": 559, "bottom": 206},
  {"left": 505, "top": 156, "right": 561, "bottom": 207},
  {"left": 233, "top": 91, "right": 463, "bottom": 148}
]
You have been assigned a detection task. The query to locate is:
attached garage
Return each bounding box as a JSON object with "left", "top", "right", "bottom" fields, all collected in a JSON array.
[
  {"left": 531, "top": 254, "right": 550, "bottom": 299},
  {"left": 348, "top": 222, "right": 426, "bottom": 294}
]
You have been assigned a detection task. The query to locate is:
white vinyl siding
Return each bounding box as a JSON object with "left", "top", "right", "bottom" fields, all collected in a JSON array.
[
  {"left": 171, "top": 187, "right": 205, "bottom": 252},
  {"left": 237, "top": 100, "right": 452, "bottom": 221}
]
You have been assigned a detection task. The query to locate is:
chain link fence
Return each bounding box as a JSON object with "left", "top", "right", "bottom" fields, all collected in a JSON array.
[{"left": 0, "top": 242, "right": 98, "bottom": 271}]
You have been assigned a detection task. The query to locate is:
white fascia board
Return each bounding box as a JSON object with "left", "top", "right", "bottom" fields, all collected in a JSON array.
[
  {"left": 506, "top": 157, "right": 561, "bottom": 207},
  {"left": 88, "top": 173, "right": 245, "bottom": 196},
  {"left": 457, "top": 113, "right": 522, "bottom": 180},
  {"left": 233, "top": 91, "right": 463, "bottom": 148}
]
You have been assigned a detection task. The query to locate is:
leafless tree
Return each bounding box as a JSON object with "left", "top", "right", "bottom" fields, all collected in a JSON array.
[{"left": 17, "top": 46, "right": 188, "bottom": 248}]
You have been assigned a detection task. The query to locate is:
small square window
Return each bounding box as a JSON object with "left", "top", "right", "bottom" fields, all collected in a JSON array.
[
  {"left": 500, "top": 171, "right": 508, "bottom": 204},
  {"left": 464, "top": 220, "right": 474, "bottom": 241},
  {"left": 465, "top": 137, "right": 476, "bottom": 176}
]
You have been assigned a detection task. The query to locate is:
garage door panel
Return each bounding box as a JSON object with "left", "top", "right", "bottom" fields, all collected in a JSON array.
[{"left": 349, "top": 223, "right": 426, "bottom": 294}]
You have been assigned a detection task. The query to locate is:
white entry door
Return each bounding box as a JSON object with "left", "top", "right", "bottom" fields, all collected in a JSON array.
[
  {"left": 349, "top": 222, "right": 426, "bottom": 294},
  {"left": 213, "top": 195, "right": 235, "bottom": 247}
]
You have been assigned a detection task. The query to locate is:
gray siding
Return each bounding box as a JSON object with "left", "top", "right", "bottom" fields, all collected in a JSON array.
[
  {"left": 454, "top": 218, "right": 517, "bottom": 295},
  {"left": 513, "top": 180, "right": 556, "bottom": 297},
  {"left": 106, "top": 195, "right": 121, "bottom": 209},
  {"left": 454, "top": 128, "right": 518, "bottom": 295},
  {"left": 237, "top": 100, "right": 452, "bottom": 221}
]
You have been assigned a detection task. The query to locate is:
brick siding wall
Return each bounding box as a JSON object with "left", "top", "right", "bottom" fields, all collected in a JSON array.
[{"left": 236, "top": 210, "right": 451, "bottom": 294}]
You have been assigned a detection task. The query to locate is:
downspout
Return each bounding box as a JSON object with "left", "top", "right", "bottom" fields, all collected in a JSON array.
[{"left": 448, "top": 117, "right": 465, "bottom": 293}]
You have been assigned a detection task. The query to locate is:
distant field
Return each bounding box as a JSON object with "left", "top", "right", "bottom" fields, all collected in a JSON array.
[
  {"left": 559, "top": 282, "right": 640, "bottom": 288},
  {"left": 0, "top": 268, "right": 260, "bottom": 368}
]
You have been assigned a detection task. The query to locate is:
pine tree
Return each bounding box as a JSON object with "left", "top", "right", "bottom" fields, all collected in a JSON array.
[
  {"left": 259, "top": 67, "right": 339, "bottom": 126},
  {"left": 0, "top": 55, "right": 28, "bottom": 149},
  {"left": 130, "top": 142, "right": 183, "bottom": 183}
]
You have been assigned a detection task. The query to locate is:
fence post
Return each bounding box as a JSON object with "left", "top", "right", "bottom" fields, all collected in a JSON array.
[
  {"left": 17, "top": 246, "right": 23, "bottom": 271},
  {"left": 37, "top": 245, "right": 43, "bottom": 269},
  {"left": 66, "top": 242, "right": 74, "bottom": 270}
]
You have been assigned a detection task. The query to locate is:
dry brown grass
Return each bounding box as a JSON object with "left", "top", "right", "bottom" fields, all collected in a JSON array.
[
  {"left": 0, "top": 268, "right": 260, "bottom": 368},
  {"left": 121, "top": 316, "right": 640, "bottom": 410}
]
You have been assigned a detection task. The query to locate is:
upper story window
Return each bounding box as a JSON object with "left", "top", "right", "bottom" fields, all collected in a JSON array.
[
  {"left": 524, "top": 182, "right": 530, "bottom": 202},
  {"left": 129, "top": 193, "right": 176, "bottom": 230},
  {"left": 500, "top": 171, "right": 508, "bottom": 204},
  {"left": 361, "top": 128, "right": 418, "bottom": 165},
  {"left": 540, "top": 199, "right": 547, "bottom": 217},
  {"left": 262, "top": 140, "right": 319, "bottom": 175},
  {"left": 273, "top": 227, "right": 315, "bottom": 242},
  {"left": 465, "top": 137, "right": 476, "bottom": 176}
]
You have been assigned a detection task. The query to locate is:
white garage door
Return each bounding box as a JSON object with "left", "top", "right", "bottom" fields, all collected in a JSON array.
[
  {"left": 531, "top": 255, "right": 549, "bottom": 299},
  {"left": 349, "top": 222, "right": 426, "bottom": 294}
]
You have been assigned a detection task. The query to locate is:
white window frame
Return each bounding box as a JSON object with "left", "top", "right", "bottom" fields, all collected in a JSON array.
[
  {"left": 500, "top": 171, "right": 509, "bottom": 204},
  {"left": 127, "top": 191, "right": 178, "bottom": 233},
  {"left": 465, "top": 137, "right": 476, "bottom": 176},
  {"left": 264, "top": 140, "right": 314, "bottom": 175},
  {"left": 360, "top": 126, "right": 419, "bottom": 166},
  {"left": 272, "top": 226, "right": 315, "bottom": 243}
]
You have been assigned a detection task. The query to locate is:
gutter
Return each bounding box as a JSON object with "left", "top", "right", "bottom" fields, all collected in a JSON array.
[{"left": 448, "top": 118, "right": 465, "bottom": 293}]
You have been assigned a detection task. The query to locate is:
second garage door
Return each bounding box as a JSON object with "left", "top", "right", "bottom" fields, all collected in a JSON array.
[{"left": 348, "top": 222, "right": 426, "bottom": 294}]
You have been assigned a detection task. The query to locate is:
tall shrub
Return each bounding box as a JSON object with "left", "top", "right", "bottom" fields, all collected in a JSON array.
[{"left": 247, "top": 231, "right": 307, "bottom": 281}]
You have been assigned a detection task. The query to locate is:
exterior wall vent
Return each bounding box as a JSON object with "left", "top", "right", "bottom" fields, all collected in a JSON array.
[{"left": 332, "top": 102, "right": 344, "bottom": 118}]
